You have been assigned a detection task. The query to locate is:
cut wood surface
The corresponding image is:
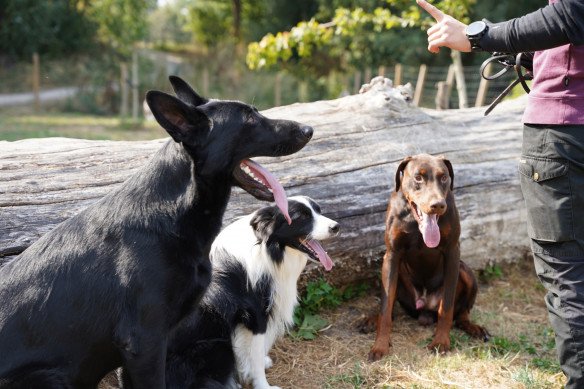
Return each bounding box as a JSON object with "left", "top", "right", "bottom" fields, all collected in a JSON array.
[{"left": 0, "top": 77, "right": 530, "bottom": 286}]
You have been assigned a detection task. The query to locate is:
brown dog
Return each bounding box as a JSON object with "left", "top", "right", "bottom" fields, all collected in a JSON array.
[{"left": 366, "top": 154, "right": 489, "bottom": 361}]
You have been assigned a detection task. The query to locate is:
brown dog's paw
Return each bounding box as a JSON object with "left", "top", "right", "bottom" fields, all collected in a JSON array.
[
  {"left": 355, "top": 313, "right": 377, "bottom": 334},
  {"left": 458, "top": 321, "right": 491, "bottom": 342},
  {"left": 368, "top": 345, "right": 390, "bottom": 362},
  {"left": 427, "top": 337, "right": 450, "bottom": 354}
]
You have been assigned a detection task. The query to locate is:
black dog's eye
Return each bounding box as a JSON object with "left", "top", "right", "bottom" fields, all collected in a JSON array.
[{"left": 247, "top": 110, "right": 259, "bottom": 125}]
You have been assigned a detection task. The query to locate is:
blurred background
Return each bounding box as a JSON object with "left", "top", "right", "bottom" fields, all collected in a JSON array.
[{"left": 0, "top": 0, "right": 535, "bottom": 140}]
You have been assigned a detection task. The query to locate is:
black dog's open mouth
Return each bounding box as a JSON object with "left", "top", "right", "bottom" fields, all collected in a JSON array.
[
  {"left": 233, "top": 159, "right": 291, "bottom": 224},
  {"left": 292, "top": 238, "right": 334, "bottom": 271}
]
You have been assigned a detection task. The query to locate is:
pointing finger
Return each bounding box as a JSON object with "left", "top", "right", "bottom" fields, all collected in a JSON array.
[{"left": 416, "top": 0, "right": 445, "bottom": 22}]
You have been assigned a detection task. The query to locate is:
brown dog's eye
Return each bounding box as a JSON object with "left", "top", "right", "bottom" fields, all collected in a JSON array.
[
  {"left": 441, "top": 175, "right": 448, "bottom": 183},
  {"left": 414, "top": 174, "right": 423, "bottom": 182}
]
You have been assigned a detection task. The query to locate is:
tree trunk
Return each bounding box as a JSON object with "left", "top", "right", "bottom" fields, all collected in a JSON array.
[{"left": 0, "top": 78, "right": 530, "bottom": 287}]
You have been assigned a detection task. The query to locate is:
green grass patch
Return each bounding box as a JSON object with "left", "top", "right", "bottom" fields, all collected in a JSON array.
[
  {"left": 291, "top": 279, "right": 369, "bottom": 340},
  {"left": 0, "top": 111, "right": 165, "bottom": 141},
  {"left": 325, "top": 363, "right": 365, "bottom": 389}
]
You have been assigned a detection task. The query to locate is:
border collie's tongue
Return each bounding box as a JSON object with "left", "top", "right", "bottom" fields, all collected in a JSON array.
[
  {"left": 306, "top": 239, "right": 334, "bottom": 271},
  {"left": 241, "top": 159, "right": 291, "bottom": 224},
  {"left": 419, "top": 213, "right": 440, "bottom": 248}
]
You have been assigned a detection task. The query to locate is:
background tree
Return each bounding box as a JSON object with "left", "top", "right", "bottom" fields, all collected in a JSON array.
[
  {"left": 246, "top": 0, "right": 475, "bottom": 75},
  {"left": 0, "top": 0, "right": 96, "bottom": 59}
]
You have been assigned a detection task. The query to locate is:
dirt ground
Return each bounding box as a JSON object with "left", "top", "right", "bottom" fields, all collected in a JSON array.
[{"left": 265, "top": 259, "right": 565, "bottom": 389}]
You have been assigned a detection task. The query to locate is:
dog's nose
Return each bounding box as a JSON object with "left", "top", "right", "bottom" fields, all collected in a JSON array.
[
  {"left": 329, "top": 222, "right": 340, "bottom": 234},
  {"left": 430, "top": 200, "right": 447, "bottom": 214},
  {"left": 300, "top": 126, "right": 313, "bottom": 140}
]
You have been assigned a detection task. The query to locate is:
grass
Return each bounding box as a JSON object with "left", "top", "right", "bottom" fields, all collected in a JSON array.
[
  {"left": 266, "top": 259, "right": 565, "bottom": 388},
  {"left": 0, "top": 108, "right": 166, "bottom": 141}
]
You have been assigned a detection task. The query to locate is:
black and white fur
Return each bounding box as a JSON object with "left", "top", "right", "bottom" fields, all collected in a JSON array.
[
  {"left": 165, "top": 196, "right": 339, "bottom": 389},
  {"left": 0, "top": 76, "right": 312, "bottom": 389}
]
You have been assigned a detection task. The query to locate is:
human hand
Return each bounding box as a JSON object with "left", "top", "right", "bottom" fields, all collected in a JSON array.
[{"left": 416, "top": 0, "right": 472, "bottom": 53}]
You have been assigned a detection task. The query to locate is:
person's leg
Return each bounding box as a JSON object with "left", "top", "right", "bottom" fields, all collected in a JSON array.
[{"left": 519, "top": 124, "right": 584, "bottom": 389}]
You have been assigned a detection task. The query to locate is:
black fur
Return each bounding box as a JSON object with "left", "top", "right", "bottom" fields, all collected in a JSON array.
[
  {"left": 163, "top": 198, "right": 337, "bottom": 388},
  {"left": 0, "top": 76, "right": 312, "bottom": 388}
]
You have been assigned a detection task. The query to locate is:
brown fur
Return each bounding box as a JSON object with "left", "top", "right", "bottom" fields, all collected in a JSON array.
[{"left": 364, "top": 154, "right": 489, "bottom": 361}]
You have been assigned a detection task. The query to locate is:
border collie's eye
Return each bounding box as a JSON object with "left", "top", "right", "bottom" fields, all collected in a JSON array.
[
  {"left": 300, "top": 209, "right": 311, "bottom": 218},
  {"left": 414, "top": 174, "right": 423, "bottom": 183},
  {"left": 441, "top": 175, "right": 448, "bottom": 183}
]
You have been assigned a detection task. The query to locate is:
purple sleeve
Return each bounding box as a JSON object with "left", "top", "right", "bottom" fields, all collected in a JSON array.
[{"left": 479, "top": 0, "right": 584, "bottom": 53}]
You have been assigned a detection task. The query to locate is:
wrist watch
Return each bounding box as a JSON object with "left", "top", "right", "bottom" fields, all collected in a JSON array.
[{"left": 465, "top": 20, "right": 488, "bottom": 52}]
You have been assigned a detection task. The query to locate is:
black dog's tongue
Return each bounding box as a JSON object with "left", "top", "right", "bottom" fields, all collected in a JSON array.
[{"left": 240, "top": 159, "right": 291, "bottom": 224}]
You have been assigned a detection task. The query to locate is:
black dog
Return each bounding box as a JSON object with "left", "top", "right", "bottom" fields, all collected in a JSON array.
[
  {"left": 0, "top": 76, "right": 313, "bottom": 389},
  {"left": 163, "top": 196, "right": 339, "bottom": 389}
]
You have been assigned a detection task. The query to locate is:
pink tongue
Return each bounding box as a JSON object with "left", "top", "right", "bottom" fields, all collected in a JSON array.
[
  {"left": 419, "top": 213, "right": 440, "bottom": 248},
  {"left": 306, "top": 239, "right": 334, "bottom": 271},
  {"left": 241, "top": 159, "right": 291, "bottom": 224}
]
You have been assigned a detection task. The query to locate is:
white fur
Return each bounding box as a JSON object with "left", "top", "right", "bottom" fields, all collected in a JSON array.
[{"left": 211, "top": 196, "right": 337, "bottom": 388}]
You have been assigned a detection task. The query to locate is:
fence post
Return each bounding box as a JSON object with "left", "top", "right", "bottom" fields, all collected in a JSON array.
[
  {"left": 413, "top": 64, "right": 427, "bottom": 106},
  {"left": 352, "top": 71, "right": 362, "bottom": 94},
  {"left": 274, "top": 72, "right": 282, "bottom": 107},
  {"left": 120, "top": 62, "right": 129, "bottom": 117},
  {"left": 378, "top": 66, "right": 385, "bottom": 77},
  {"left": 32, "top": 52, "right": 40, "bottom": 112},
  {"left": 451, "top": 50, "right": 468, "bottom": 108},
  {"left": 444, "top": 64, "right": 455, "bottom": 108},
  {"left": 364, "top": 67, "right": 372, "bottom": 85},
  {"left": 435, "top": 81, "right": 448, "bottom": 110},
  {"left": 298, "top": 81, "right": 308, "bottom": 102},
  {"left": 202, "top": 66, "right": 210, "bottom": 97},
  {"left": 131, "top": 50, "right": 139, "bottom": 120},
  {"left": 394, "top": 63, "right": 402, "bottom": 86},
  {"left": 475, "top": 62, "right": 492, "bottom": 107}
]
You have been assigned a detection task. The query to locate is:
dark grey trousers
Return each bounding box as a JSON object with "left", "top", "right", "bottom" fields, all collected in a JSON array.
[{"left": 519, "top": 124, "right": 584, "bottom": 389}]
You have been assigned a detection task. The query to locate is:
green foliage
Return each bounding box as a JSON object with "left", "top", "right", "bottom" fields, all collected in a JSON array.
[
  {"left": 0, "top": 0, "right": 154, "bottom": 60},
  {"left": 85, "top": 0, "right": 155, "bottom": 58},
  {"left": 470, "top": 329, "right": 560, "bottom": 375},
  {"left": 291, "top": 279, "right": 369, "bottom": 340},
  {"left": 0, "top": 0, "right": 96, "bottom": 59},
  {"left": 183, "top": 0, "right": 232, "bottom": 47},
  {"left": 246, "top": 0, "right": 475, "bottom": 74},
  {"left": 480, "top": 263, "right": 504, "bottom": 282},
  {"left": 147, "top": 0, "right": 192, "bottom": 47}
]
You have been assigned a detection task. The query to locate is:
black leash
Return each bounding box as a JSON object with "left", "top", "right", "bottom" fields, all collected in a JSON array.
[{"left": 481, "top": 51, "right": 534, "bottom": 115}]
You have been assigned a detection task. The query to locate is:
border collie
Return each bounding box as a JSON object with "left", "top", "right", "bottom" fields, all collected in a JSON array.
[
  {"left": 165, "top": 196, "right": 340, "bottom": 389},
  {"left": 0, "top": 76, "right": 312, "bottom": 388}
]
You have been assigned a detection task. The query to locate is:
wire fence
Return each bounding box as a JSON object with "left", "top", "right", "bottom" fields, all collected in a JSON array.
[{"left": 0, "top": 51, "right": 519, "bottom": 115}]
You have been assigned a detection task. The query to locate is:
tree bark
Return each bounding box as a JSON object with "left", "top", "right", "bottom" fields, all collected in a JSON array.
[{"left": 0, "top": 78, "right": 530, "bottom": 287}]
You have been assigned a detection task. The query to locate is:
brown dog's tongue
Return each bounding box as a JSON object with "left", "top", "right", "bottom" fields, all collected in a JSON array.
[
  {"left": 306, "top": 239, "right": 334, "bottom": 271},
  {"left": 419, "top": 213, "right": 440, "bottom": 248},
  {"left": 241, "top": 159, "right": 291, "bottom": 224}
]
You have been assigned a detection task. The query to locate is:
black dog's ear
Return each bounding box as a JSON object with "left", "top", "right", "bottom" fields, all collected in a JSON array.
[
  {"left": 169, "top": 76, "right": 208, "bottom": 107},
  {"left": 146, "top": 90, "right": 211, "bottom": 145},
  {"left": 250, "top": 206, "right": 279, "bottom": 242},
  {"left": 441, "top": 157, "right": 454, "bottom": 190},
  {"left": 395, "top": 156, "right": 412, "bottom": 192}
]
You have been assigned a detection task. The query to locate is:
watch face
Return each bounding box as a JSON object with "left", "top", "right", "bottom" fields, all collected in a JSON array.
[{"left": 466, "top": 21, "right": 487, "bottom": 36}]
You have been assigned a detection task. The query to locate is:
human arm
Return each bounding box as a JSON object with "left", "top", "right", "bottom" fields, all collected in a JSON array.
[{"left": 417, "top": 0, "right": 584, "bottom": 54}]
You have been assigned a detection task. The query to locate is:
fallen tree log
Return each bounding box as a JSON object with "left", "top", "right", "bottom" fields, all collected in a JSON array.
[{"left": 0, "top": 78, "right": 530, "bottom": 286}]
